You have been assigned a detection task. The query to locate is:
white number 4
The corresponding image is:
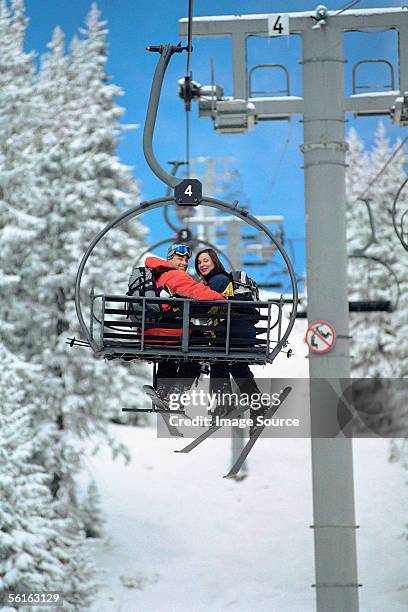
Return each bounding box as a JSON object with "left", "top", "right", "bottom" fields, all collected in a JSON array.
[{"left": 184, "top": 184, "right": 193, "bottom": 197}]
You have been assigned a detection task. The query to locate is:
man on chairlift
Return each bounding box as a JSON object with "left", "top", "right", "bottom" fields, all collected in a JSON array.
[{"left": 143, "top": 243, "right": 227, "bottom": 406}]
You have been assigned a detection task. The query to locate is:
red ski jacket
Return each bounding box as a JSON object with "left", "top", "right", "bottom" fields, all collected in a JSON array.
[{"left": 143, "top": 256, "right": 226, "bottom": 342}]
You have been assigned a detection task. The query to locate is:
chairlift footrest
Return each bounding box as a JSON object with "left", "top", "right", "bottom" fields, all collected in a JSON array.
[{"left": 122, "top": 407, "right": 186, "bottom": 415}]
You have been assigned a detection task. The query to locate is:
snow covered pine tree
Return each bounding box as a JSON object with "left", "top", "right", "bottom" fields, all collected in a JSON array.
[
  {"left": 0, "top": 1, "right": 148, "bottom": 605},
  {"left": 0, "top": 344, "right": 96, "bottom": 608},
  {"left": 346, "top": 124, "right": 408, "bottom": 436}
]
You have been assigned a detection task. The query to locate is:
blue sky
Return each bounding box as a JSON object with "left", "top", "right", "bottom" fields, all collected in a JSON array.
[{"left": 24, "top": 0, "right": 405, "bottom": 285}]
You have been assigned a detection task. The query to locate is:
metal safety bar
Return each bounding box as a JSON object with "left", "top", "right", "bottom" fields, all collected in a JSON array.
[
  {"left": 91, "top": 293, "right": 284, "bottom": 365},
  {"left": 249, "top": 64, "right": 290, "bottom": 97},
  {"left": 352, "top": 59, "right": 395, "bottom": 94}
]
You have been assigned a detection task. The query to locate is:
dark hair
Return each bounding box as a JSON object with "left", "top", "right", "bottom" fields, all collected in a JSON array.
[{"left": 195, "top": 248, "right": 226, "bottom": 278}]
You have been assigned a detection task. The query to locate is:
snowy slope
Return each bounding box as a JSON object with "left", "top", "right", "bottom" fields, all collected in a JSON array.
[
  {"left": 85, "top": 319, "right": 408, "bottom": 611},
  {"left": 86, "top": 431, "right": 408, "bottom": 611},
  {"left": 252, "top": 306, "right": 309, "bottom": 379}
]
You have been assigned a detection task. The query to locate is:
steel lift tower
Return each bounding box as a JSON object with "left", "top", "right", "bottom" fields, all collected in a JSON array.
[{"left": 180, "top": 6, "right": 408, "bottom": 611}]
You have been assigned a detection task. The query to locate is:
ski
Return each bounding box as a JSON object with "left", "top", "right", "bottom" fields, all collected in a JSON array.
[
  {"left": 175, "top": 402, "right": 253, "bottom": 454},
  {"left": 122, "top": 407, "right": 186, "bottom": 415},
  {"left": 223, "top": 386, "right": 292, "bottom": 479}
]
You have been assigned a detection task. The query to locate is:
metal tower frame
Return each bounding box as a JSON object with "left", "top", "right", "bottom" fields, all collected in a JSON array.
[{"left": 179, "top": 6, "right": 408, "bottom": 611}]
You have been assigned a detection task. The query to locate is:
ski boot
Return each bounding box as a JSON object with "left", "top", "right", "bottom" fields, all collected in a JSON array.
[
  {"left": 144, "top": 381, "right": 193, "bottom": 412},
  {"left": 143, "top": 384, "right": 170, "bottom": 410}
]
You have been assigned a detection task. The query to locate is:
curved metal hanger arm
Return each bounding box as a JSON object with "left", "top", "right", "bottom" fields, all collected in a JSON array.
[
  {"left": 392, "top": 177, "right": 408, "bottom": 252},
  {"left": 164, "top": 161, "right": 188, "bottom": 231},
  {"left": 353, "top": 198, "right": 377, "bottom": 254},
  {"left": 143, "top": 44, "right": 185, "bottom": 190},
  {"left": 349, "top": 253, "right": 401, "bottom": 310}
]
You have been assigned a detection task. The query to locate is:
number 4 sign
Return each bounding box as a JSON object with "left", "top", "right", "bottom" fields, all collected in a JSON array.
[
  {"left": 174, "top": 178, "right": 202, "bottom": 206},
  {"left": 267, "top": 14, "right": 290, "bottom": 37}
]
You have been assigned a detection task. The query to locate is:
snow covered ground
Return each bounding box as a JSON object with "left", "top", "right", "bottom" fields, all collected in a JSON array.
[{"left": 84, "top": 319, "right": 408, "bottom": 611}]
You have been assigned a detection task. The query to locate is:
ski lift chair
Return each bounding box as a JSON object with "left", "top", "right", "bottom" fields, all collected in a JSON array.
[
  {"left": 72, "top": 44, "right": 298, "bottom": 387},
  {"left": 74, "top": 195, "right": 297, "bottom": 368}
]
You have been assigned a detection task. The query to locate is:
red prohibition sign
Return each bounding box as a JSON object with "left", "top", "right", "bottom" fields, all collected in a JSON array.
[{"left": 305, "top": 320, "right": 336, "bottom": 354}]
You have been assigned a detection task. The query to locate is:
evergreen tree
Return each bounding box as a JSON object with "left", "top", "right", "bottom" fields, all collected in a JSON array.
[
  {"left": 0, "top": 0, "right": 148, "bottom": 604},
  {"left": 0, "top": 0, "right": 40, "bottom": 354},
  {"left": 0, "top": 344, "right": 96, "bottom": 608},
  {"left": 80, "top": 479, "right": 105, "bottom": 539},
  {"left": 346, "top": 124, "right": 408, "bottom": 434},
  {"left": 4, "top": 3, "right": 148, "bottom": 509}
]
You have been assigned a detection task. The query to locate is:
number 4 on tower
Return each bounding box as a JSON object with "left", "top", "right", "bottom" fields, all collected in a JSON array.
[{"left": 267, "top": 14, "right": 290, "bottom": 37}]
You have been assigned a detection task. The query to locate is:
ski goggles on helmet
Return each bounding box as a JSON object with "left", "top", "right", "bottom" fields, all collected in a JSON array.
[{"left": 167, "top": 244, "right": 192, "bottom": 260}]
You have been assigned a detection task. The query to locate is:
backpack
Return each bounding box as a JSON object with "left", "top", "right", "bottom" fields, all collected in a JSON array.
[
  {"left": 125, "top": 265, "right": 161, "bottom": 323},
  {"left": 204, "top": 271, "right": 260, "bottom": 330},
  {"left": 227, "top": 270, "right": 260, "bottom": 323},
  {"left": 229, "top": 271, "right": 260, "bottom": 302}
]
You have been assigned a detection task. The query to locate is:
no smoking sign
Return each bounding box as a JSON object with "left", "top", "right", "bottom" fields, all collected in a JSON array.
[{"left": 305, "top": 320, "right": 336, "bottom": 354}]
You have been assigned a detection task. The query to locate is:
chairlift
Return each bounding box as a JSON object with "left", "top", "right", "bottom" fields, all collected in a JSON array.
[
  {"left": 297, "top": 259, "right": 400, "bottom": 317},
  {"left": 349, "top": 198, "right": 401, "bottom": 312},
  {"left": 296, "top": 197, "right": 401, "bottom": 318},
  {"left": 67, "top": 6, "right": 302, "bottom": 476},
  {"left": 74, "top": 194, "right": 297, "bottom": 366},
  {"left": 73, "top": 42, "right": 298, "bottom": 369},
  {"left": 348, "top": 253, "right": 400, "bottom": 313},
  {"left": 70, "top": 30, "right": 298, "bottom": 479}
]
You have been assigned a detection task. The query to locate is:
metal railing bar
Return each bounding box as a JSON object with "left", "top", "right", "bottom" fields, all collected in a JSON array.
[
  {"left": 100, "top": 296, "right": 105, "bottom": 350},
  {"left": 182, "top": 300, "right": 190, "bottom": 353},
  {"left": 90, "top": 289, "right": 95, "bottom": 341},
  {"left": 266, "top": 302, "right": 272, "bottom": 357},
  {"left": 225, "top": 301, "right": 231, "bottom": 356},
  {"left": 277, "top": 296, "right": 283, "bottom": 343},
  {"left": 141, "top": 297, "right": 146, "bottom": 351},
  {"left": 103, "top": 294, "right": 281, "bottom": 307},
  {"left": 352, "top": 58, "right": 395, "bottom": 94}
]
